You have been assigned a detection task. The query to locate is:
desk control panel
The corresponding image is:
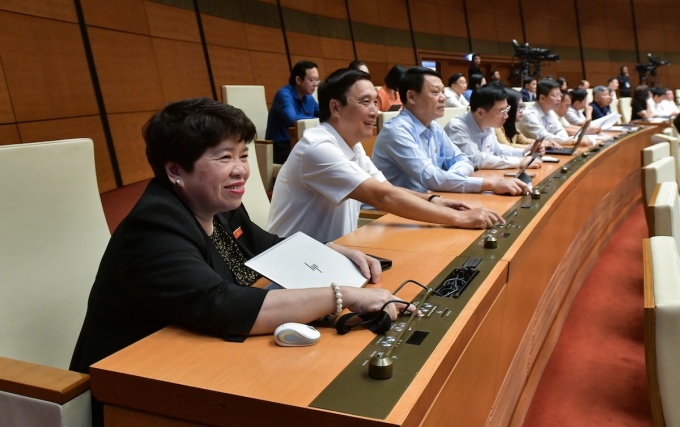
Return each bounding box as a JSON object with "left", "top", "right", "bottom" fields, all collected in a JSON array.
[{"left": 311, "top": 130, "right": 636, "bottom": 419}]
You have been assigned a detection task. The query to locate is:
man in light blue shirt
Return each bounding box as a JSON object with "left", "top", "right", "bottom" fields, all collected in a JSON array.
[{"left": 372, "top": 67, "right": 527, "bottom": 195}]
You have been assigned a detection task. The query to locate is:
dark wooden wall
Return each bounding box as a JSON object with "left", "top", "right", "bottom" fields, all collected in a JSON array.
[{"left": 1, "top": 0, "right": 679, "bottom": 192}]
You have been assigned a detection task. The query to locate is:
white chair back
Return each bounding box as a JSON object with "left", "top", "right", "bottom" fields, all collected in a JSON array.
[
  {"left": 644, "top": 235, "right": 680, "bottom": 427},
  {"left": 586, "top": 88, "right": 593, "bottom": 104},
  {"left": 242, "top": 142, "right": 271, "bottom": 230},
  {"left": 618, "top": 97, "right": 632, "bottom": 123},
  {"left": 295, "top": 118, "right": 320, "bottom": 144},
  {"left": 642, "top": 141, "right": 670, "bottom": 167},
  {"left": 0, "top": 138, "right": 110, "bottom": 369},
  {"left": 643, "top": 156, "right": 676, "bottom": 207},
  {"left": 377, "top": 111, "right": 400, "bottom": 133},
  {"left": 434, "top": 107, "right": 467, "bottom": 128}
]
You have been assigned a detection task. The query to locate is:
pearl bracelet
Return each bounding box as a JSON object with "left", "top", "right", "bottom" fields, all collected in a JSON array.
[{"left": 331, "top": 282, "right": 343, "bottom": 315}]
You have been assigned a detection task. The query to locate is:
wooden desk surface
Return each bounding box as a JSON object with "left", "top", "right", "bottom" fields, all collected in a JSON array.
[{"left": 91, "top": 127, "right": 655, "bottom": 427}]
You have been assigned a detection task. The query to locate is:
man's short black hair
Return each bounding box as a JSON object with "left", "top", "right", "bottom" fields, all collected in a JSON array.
[
  {"left": 523, "top": 76, "right": 536, "bottom": 87},
  {"left": 289, "top": 61, "right": 318, "bottom": 86},
  {"left": 448, "top": 72, "right": 464, "bottom": 87},
  {"left": 348, "top": 60, "right": 366, "bottom": 70},
  {"left": 652, "top": 87, "right": 667, "bottom": 97},
  {"left": 468, "top": 73, "right": 485, "bottom": 89},
  {"left": 537, "top": 78, "right": 560, "bottom": 97},
  {"left": 384, "top": 65, "right": 407, "bottom": 90},
  {"left": 318, "top": 68, "right": 371, "bottom": 122},
  {"left": 470, "top": 82, "right": 508, "bottom": 112},
  {"left": 398, "top": 66, "right": 442, "bottom": 103},
  {"left": 569, "top": 88, "right": 588, "bottom": 103}
]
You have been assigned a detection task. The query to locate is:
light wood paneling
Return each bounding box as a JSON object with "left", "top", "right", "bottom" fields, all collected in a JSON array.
[
  {"left": 207, "top": 46, "right": 256, "bottom": 89},
  {"left": 17, "top": 116, "right": 116, "bottom": 192},
  {"left": 0, "top": 12, "right": 98, "bottom": 122},
  {"left": 0, "top": 63, "right": 15, "bottom": 124},
  {"left": 287, "top": 32, "right": 324, "bottom": 58},
  {"left": 0, "top": 124, "right": 20, "bottom": 146},
  {"left": 152, "top": 38, "right": 213, "bottom": 103},
  {"left": 244, "top": 23, "right": 286, "bottom": 54},
  {"left": 81, "top": 0, "right": 150, "bottom": 36},
  {"left": 145, "top": 0, "right": 200, "bottom": 43},
  {"left": 108, "top": 112, "right": 154, "bottom": 185},
  {"left": 248, "top": 51, "right": 290, "bottom": 105},
  {"left": 202, "top": 15, "right": 249, "bottom": 50},
  {"left": 88, "top": 27, "right": 165, "bottom": 114},
  {"left": 0, "top": 0, "right": 77, "bottom": 22}
]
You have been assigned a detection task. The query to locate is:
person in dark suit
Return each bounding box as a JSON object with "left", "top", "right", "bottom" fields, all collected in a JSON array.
[
  {"left": 589, "top": 85, "right": 612, "bottom": 120},
  {"left": 468, "top": 53, "right": 483, "bottom": 79},
  {"left": 521, "top": 77, "right": 537, "bottom": 102},
  {"left": 70, "top": 97, "right": 414, "bottom": 427}
]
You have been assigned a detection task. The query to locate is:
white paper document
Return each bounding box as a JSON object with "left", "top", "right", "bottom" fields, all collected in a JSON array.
[
  {"left": 591, "top": 113, "right": 621, "bottom": 130},
  {"left": 245, "top": 231, "right": 368, "bottom": 289}
]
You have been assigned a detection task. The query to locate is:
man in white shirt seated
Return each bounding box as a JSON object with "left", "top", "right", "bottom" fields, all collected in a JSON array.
[
  {"left": 648, "top": 87, "right": 668, "bottom": 117},
  {"left": 444, "top": 73, "right": 469, "bottom": 108},
  {"left": 563, "top": 88, "right": 592, "bottom": 126},
  {"left": 372, "top": 67, "right": 527, "bottom": 195},
  {"left": 445, "top": 83, "right": 542, "bottom": 171},
  {"left": 658, "top": 89, "right": 680, "bottom": 117},
  {"left": 517, "top": 78, "right": 574, "bottom": 144},
  {"left": 267, "top": 67, "right": 503, "bottom": 242}
]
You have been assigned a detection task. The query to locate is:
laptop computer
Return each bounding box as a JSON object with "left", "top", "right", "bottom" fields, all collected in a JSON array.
[
  {"left": 244, "top": 231, "right": 368, "bottom": 290},
  {"left": 544, "top": 120, "right": 591, "bottom": 156}
]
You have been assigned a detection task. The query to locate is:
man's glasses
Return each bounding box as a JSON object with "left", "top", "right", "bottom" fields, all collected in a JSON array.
[{"left": 494, "top": 106, "right": 512, "bottom": 116}]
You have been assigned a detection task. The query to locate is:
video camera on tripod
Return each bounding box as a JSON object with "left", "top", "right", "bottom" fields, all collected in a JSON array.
[
  {"left": 509, "top": 40, "right": 560, "bottom": 86},
  {"left": 636, "top": 53, "right": 670, "bottom": 86}
]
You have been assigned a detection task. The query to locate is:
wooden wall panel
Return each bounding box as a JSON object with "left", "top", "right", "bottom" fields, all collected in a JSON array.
[
  {"left": 17, "top": 116, "right": 116, "bottom": 192},
  {"left": 202, "top": 15, "right": 249, "bottom": 50},
  {"left": 0, "top": 125, "right": 20, "bottom": 146},
  {"left": 0, "top": 12, "right": 98, "bottom": 122},
  {"left": 244, "top": 24, "right": 287, "bottom": 54},
  {"left": 152, "top": 38, "right": 212, "bottom": 103},
  {"left": 348, "top": 0, "right": 410, "bottom": 30},
  {"left": 0, "top": 0, "right": 77, "bottom": 22},
  {"left": 81, "top": 0, "right": 150, "bottom": 36},
  {"left": 108, "top": 112, "right": 155, "bottom": 185},
  {"left": 0, "top": 63, "right": 15, "bottom": 124},
  {"left": 207, "top": 46, "right": 256, "bottom": 89},
  {"left": 145, "top": 1, "right": 200, "bottom": 43},
  {"left": 88, "top": 27, "right": 165, "bottom": 114},
  {"left": 248, "top": 52, "right": 291, "bottom": 105}
]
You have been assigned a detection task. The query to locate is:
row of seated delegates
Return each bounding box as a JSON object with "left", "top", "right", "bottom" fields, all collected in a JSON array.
[
  {"left": 265, "top": 60, "right": 320, "bottom": 164},
  {"left": 521, "top": 77, "right": 537, "bottom": 102},
  {"left": 371, "top": 68, "right": 529, "bottom": 196},
  {"left": 267, "top": 68, "right": 504, "bottom": 244},
  {"left": 517, "top": 79, "right": 588, "bottom": 146},
  {"left": 444, "top": 73, "right": 469, "bottom": 108},
  {"left": 590, "top": 86, "right": 613, "bottom": 120},
  {"left": 465, "top": 74, "right": 486, "bottom": 102},
  {"left": 617, "top": 65, "right": 632, "bottom": 97},
  {"left": 496, "top": 89, "right": 562, "bottom": 150},
  {"left": 377, "top": 65, "right": 406, "bottom": 112},
  {"left": 648, "top": 87, "right": 680, "bottom": 118},
  {"left": 70, "top": 97, "right": 422, "bottom": 427}
]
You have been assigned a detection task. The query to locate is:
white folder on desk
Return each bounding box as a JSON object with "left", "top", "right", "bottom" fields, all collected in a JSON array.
[
  {"left": 245, "top": 231, "right": 368, "bottom": 289},
  {"left": 591, "top": 113, "right": 621, "bottom": 130}
]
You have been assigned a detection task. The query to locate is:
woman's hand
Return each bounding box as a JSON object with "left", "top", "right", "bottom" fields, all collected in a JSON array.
[
  {"left": 327, "top": 243, "right": 381, "bottom": 284},
  {"left": 342, "top": 286, "right": 418, "bottom": 320}
]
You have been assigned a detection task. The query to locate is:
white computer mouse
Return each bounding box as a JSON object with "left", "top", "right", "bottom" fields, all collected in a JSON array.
[{"left": 274, "top": 322, "right": 320, "bottom": 347}]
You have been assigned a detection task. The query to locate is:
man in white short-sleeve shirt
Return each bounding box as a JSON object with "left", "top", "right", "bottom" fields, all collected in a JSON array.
[{"left": 268, "top": 68, "right": 503, "bottom": 242}]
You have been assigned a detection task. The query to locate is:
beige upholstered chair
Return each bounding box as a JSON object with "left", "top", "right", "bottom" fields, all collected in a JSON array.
[
  {"left": 434, "top": 106, "right": 467, "bottom": 128},
  {"left": 294, "top": 118, "right": 320, "bottom": 146},
  {"left": 377, "top": 110, "right": 400, "bottom": 133},
  {"left": 618, "top": 97, "right": 632, "bottom": 123},
  {"left": 651, "top": 134, "right": 680, "bottom": 186},
  {"left": 643, "top": 235, "right": 680, "bottom": 427},
  {"left": 648, "top": 181, "right": 680, "bottom": 251},
  {"left": 586, "top": 88, "right": 593, "bottom": 104},
  {"left": 642, "top": 156, "right": 676, "bottom": 207},
  {"left": 222, "top": 85, "right": 280, "bottom": 192},
  {"left": 642, "top": 141, "right": 670, "bottom": 168},
  {"left": 0, "top": 138, "right": 111, "bottom": 426},
  {"left": 242, "top": 142, "right": 271, "bottom": 230},
  {"left": 523, "top": 101, "right": 535, "bottom": 109}
]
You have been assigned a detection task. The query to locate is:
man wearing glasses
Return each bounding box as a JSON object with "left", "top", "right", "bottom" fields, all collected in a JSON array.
[
  {"left": 517, "top": 78, "right": 573, "bottom": 144},
  {"left": 372, "top": 67, "right": 528, "bottom": 195},
  {"left": 445, "top": 83, "right": 542, "bottom": 170},
  {"left": 265, "top": 60, "right": 320, "bottom": 163}
]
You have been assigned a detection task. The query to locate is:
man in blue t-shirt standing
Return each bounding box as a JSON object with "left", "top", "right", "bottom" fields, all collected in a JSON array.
[{"left": 266, "top": 61, "right": 320, "bottom": 164}]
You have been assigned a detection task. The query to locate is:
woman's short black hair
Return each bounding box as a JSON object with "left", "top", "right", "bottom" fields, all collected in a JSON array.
[
  {"left": 503, "top": 88, "right": 522, "bottom": 140},
  {"left": 144, "top": 97, "right": 256, "bottom": 181},
  {"left": 384, "top": 65, "right": 407, "bottom": 90}
]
